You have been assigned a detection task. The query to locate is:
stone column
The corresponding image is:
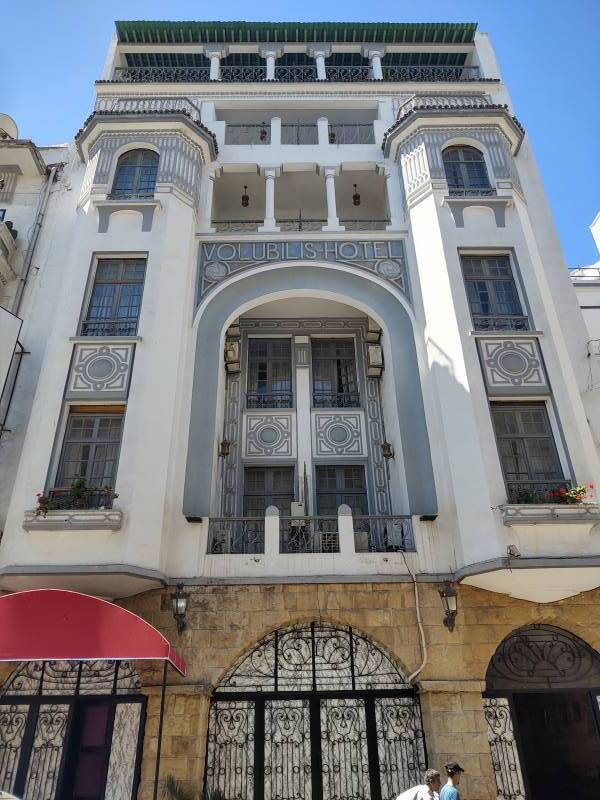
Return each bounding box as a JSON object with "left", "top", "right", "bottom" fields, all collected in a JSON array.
[
  {"left": 294, "top": 336, "right": 313, "bottom": 513},
  {"left": 364, "top": 47, "right": 385, "bottom": 80},
  {"left": 261, "top": 47, "right": 280, "bottom": 80},
  {"left": 270, "top": 117, "right": 282, "bottom": 146},
  {"left": 320, "top": 166, "right": 344, "bottom": 232},
  {"left": 338, "top": 504, "right": 356, "bottom": 558},
  {"left": 317, "top": 117, "right": 330, "bottom": 146},
  {"left": 205, "top": 48, "right": 226, "bottom": 80},
  {"left": 258, "top": 167, "right": 280, "bottom": 232},
  {"left": 265, "top": 505, "right": 280, "bottom": 561},
  {"left": 309, "top": 47, "right": 330, "bottom": 80},
  {"left": 383, "top": 164, "right": 405, "bottom": 230}
]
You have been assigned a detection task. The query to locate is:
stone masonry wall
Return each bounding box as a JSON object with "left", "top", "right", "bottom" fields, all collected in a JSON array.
[{"left": 122, "top": 581, "right": 600, "bottom": 800}]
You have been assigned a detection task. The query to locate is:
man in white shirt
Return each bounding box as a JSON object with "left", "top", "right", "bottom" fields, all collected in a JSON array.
[{"left": 395, "top": 769, "right": 441, "bottom": 800}]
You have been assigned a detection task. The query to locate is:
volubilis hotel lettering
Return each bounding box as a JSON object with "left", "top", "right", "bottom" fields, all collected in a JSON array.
[{"left": 197, "top": 239, "right": 409, "bottom": 300}]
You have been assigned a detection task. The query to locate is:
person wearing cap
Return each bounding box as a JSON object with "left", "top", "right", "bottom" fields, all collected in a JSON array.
[
  {"left": 439, "top": 762, "right": 465, "bottom": 800},
  {"left": 395, "top": 768, "right": 441, "bottom": 800}
]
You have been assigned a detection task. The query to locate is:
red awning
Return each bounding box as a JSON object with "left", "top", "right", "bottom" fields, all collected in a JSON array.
[{"left": 0, "top": 588, "right": 186, "bottom": 675}]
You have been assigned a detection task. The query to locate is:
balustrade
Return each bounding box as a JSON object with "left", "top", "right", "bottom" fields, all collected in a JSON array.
[
  {"left": 225, "top": 124, "right": 271, "bottom": 145},
  {"left": 328, "top": 124, "right": 375, "bottom": 145},
  {"left": 281, "top": 123, "right": 318, "bottom": 145},
  {"left": 110, "top": 63, "right": 484, "bottom": 84}
]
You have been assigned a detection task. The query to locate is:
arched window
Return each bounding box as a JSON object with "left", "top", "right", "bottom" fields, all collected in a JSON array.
[
  {"left": 205, "top": 622, "right": 426, "bottom": 800},
  {"left": 442, "top": 144, "right": 492, "bottom": 194},
  {"left": 111, "top": 148, "right": 159, "bottom": 198}
]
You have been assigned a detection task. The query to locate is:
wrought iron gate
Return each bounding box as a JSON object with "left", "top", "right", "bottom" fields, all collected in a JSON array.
[
  {"left": 483, "top": 624, "right": 600, "bottom": 800},
  {"left": 0, "top": 660, "right": 146, "bottom": 800},
  {"left": 205, "top": 623, "right": 426, "bottom": 800}
]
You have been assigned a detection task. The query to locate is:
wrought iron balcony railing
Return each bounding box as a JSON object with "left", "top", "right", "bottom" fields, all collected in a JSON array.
[
  {"left": 328, "top": 124, "right": 375, "bottom": 145},
  {"left": 313, "top": 391, "right": 361, "bottom": 408},
  {"left": 325, "top": 66, "right": 372, "bottom": 81},
  {"left": 278, "top": 218, "right": 327, "bottom": 231},
  {"left": 281, "top": 124, "right": 318, "bottom": 145},
  {"left": 472, "top": 315, "right": 530, "bottom": 333},
  {"left": 46, "top": 488, "right": 116, "bottom": 511},
  {"left": 110, "top": 64, "right": 484, "bottom": 84},
  {"left": 220, "top": 66, "right": 267, "bottom": 82},
  {"left": 505, "top": 480, "right": 572, "bottom": 505},
  {"left": 225, "top": 124, "right": 271, "bottom": 145},
  {"left": 340, "top": 219, "right": 390, "bottom": 231},
  {"left": 94, "top": 95, "right": 202, "bottom": 123},
  {"left": 212, "top": 220, "right": 262, "bottom": 232},
  {"left": 112, "top": 66, "right": 212, "bottom": 83},
  {"left": 353, "top": 516, "right": 415, "bottom": 552},
  {"left": 274, "top": 65, "right": 318, "bottom": 81},
  {"left": 207, "top": 517, "right": 265, "bottom": 554},
  {"left": 80, "top": 319, "right": 139, "bottom": 337},
  {"left": 383, "top": 65, "right": 481, "bottom": 82},
  {"left": 280, "top": 517, "right": 339, "bottom": 554},
  {"left": 246, "top": 391, "right": 294, "bottom": 409}
]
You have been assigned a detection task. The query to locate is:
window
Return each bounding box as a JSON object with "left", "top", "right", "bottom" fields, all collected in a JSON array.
[
  {"left": 312, "top": 339, "right": 359, "bottom": 408},
  {"left": 81, "top": 258, "right": 146, "bottom": 336},
  {"left": 491, "top": 403, "right": 569, "bottom": 503},
  {"left": 110, "top": 149, "right": 159, "bottom": 198},
  {"left": 442, "top": 145, "right": 493, "bottom": 195},
  {"left": 461, "top": 254, "right": 529, "bottom": 331},
  {"left": 247, "top": 338, "right": 293, "bottom": 408},
  {"left": 243, "top": 467, "right": 295, "bottom": 517},
  {"left": 315, "top": 465, "right": 368, "bottom": 516},
  {"left": 53, "top": 411, "right": 124, "bottom": 507}
]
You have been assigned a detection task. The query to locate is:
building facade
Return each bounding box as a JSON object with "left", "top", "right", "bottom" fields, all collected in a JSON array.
[{"left": 1, "top": 19, "right": 600, "bottom": 800}]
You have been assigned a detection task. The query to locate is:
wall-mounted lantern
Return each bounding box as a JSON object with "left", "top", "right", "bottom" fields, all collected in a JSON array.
[
  {"left": 438, "top": 581, "right": 458, "bottom": 632},
  {"left": 352, "top": 184, "right": 361, "bottom": 206},
  {"left": 366, "top": 344, "right": 384, "bottom": 378},
  {"left": 241, "top": 185, "right": 250, "bottom": 207},
  {"left": 170, "top": 583, "right": 189, "bottom": 634}
]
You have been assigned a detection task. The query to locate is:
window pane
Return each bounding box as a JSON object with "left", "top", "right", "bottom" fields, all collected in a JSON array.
[
  {"left": 56, "top": 414, "right": 123, "bottom": 488},
  {"left": 492, "top": 405, "right": 563, "bottom": 486},
  {"left": 83, "top": 259, "right": 146, "bottom": 335}
]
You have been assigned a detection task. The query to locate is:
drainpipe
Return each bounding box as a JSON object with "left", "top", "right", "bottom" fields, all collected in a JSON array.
[{"left": 12, "top": 163, "right": 60, "bottom": 317}]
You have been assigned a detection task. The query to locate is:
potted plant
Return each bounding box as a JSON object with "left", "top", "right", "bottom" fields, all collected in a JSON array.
[{"left": 545, "top": 483, "right": 594, "bottom": 505}]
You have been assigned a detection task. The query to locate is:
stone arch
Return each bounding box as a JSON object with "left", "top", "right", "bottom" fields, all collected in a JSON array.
[{"left": 184, "top": 263, "right": 436, "bottom": 518}]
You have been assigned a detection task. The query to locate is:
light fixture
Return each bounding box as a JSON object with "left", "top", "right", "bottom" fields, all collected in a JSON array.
[
  {"left": 170, "top": 583, "right": 189, "bottom": 634},
  {"left": 365, "top": 318, "right": 382, "bottom": 343},
  {"left": 380, "top": 440, "right": 394, "bottom": 460},
  {"left": 259, "top": 124, "right": 268, "bottom": 142},
  {"left": 241, "top": 185, "right": 249, "bottom": 207},
  {"left": 507, "top": 544, "right": 522, "bottom": 559},
  {"left": 329, "top": 131, "right": 337, "bottom": 144},
  {"left": 438, "top": 581, "right": 458, "bottom": 632},
  {"left": 219, "top": 439, "right": 231, "bottom": 458},
  {"left": 352, "top": 184, "right": 361, "bottom": 206}
]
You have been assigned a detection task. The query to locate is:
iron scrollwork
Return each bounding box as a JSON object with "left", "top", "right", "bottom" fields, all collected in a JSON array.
[
  {"left": 483, "top": 698, "right": 526, "bottom": 800},
  {"left": 486, "top": 624, "right": 600, "bottom": 690}
]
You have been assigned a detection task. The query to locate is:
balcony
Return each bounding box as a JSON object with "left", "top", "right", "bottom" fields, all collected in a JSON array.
[
  {"left": 206, "top": 509, "right": 415, "bottom": 555},
  {"left": 110, "top": 64, "right": 482, "bottom": 84},
  {"left": 505, "top": 480, "right": 572, "bottom": 505},
  {"left": 80, "top": 319, "right": 139, "bottom": 337}
]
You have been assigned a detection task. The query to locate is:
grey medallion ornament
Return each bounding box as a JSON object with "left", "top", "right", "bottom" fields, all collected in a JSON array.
[
  {"left": 477, "top": 337, "right": 548, "bottom": 396},
  {"left": 244, "top": 413, "right": 295, "bottom": 458},
  {"left": 66, "top": 343, "right": 135, "bottom": 400}
]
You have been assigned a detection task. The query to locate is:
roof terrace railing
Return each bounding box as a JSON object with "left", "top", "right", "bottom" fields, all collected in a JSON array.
[{"left": 111, "top": 64, "right": 483, "bottom": 84}]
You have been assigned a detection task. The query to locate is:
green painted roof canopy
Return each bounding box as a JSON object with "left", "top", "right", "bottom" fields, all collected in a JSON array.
[{"left": 116, "top": 20, "right": 477, "bottom": 45}]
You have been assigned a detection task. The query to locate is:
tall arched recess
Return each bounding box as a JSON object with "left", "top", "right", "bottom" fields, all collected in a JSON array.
[
  {"left": 203, "top": 622, "right": 427, "bottom": 800},
  {"left": 184, "top": 265, "right": 437, "bottom": 519},
  {"left": 483, "top": 624, "right": 600, "bottom": 800}
]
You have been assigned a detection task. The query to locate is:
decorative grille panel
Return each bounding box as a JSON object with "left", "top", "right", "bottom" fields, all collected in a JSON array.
[
  {"left": 375, "top": 697, "right": 426, "bottom": 800},
  {"left": 105, "top": 702, "right": 143, "bottom": 800},
  {"left": 264, "top": 699, "right": 312, "bottom": 800},
  {"left": 320, "top": 698, "right": 371, "bottom": 800},
  {"left": 206, "top": 700, "right": 255, "bottom": 800},
  {"left": 0, "top": 705, "right": 29, "bottom": 793},
  {"left": 22, "top": 703, "right": 70, "bottom": 800},
  {"left": 483, "top": 698, "right": 526, "bottom": 800}
]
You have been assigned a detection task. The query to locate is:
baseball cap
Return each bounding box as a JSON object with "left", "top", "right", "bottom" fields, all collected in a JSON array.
[{"left": 445, "top": 762, "right": 465, "bottom": 775}]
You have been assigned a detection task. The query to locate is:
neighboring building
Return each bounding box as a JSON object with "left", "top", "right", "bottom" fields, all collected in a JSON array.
[{"left": 1, "top": 19, "right": 600, "bottom": 800}]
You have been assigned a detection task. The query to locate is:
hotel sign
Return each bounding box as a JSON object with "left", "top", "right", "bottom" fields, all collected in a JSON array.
[{"left": 197, "top": 239, "right": 409, "bottom": 301}]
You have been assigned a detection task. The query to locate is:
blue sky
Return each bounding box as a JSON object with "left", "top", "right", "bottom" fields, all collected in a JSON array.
[{"left": 2, "top": 0, "right": 598, "bottom": 267}]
